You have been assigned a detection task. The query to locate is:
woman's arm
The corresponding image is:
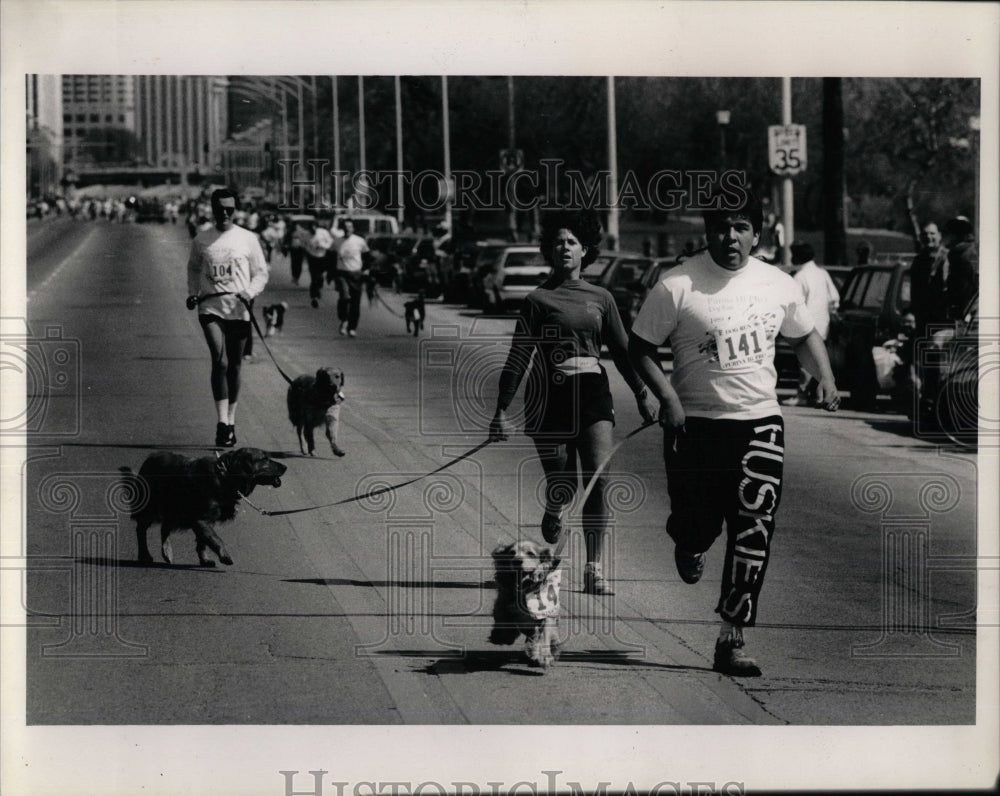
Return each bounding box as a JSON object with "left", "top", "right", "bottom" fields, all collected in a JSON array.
[
  {"left": 604, "top": 299, "right": 657, "bottom": 422},
  {"left": 489, "top": 313, "right": 536, "bottom": 441}
]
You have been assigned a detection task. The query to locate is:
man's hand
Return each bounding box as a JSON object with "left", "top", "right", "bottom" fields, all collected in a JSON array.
[
  {"left": 636, "top": 389, "right": 658, "bottom": 424},
  {"left": 658, "top": 394, "right": 686, "bottom": 429},
  {"left": 489, "top": 408, "right": 510, "bottom": 442},
  {"left": 815, "top": 377, "right": 841, "bottom": 411},
  {"left": 186, "top": 295, "right": 199, "bottom": 310}
]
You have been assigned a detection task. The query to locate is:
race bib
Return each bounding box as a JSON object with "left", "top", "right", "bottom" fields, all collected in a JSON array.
[
  {"left": 521, "top": 569, "right": 561, "bottom": 619},
  {"left": 714, "top": 321, "right": 768, "bottom": 371}
]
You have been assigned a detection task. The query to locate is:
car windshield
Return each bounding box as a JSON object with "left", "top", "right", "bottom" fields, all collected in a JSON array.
[
  {"left": 609, "top": 259, "right": 646, "bottom": 288},
  {"left": 581, "top": 257, "right": 613, "bottom": 282},
  {"left": 504, "top": 251, "right": 547, "bottom": 268},
  {"left": 859, "top": 270, "right": 892, "bottom": 309}
]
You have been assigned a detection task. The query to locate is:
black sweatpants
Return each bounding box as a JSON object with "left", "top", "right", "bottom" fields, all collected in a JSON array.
[{"left": 664, "top": 415, "right": 784, "bottom": 627}]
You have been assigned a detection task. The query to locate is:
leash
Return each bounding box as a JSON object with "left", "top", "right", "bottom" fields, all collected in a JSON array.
[
  {"left": 551, "top": 419, "right": 658, "bottom": 559},
  {"left": 238, "top": 439, "right": 494, "bottom": 517},
  {"left": 189, "top": 291, "right": 295, "bottom": 385},
  {"left": 370, "top": 286, "right": 406, "bottom": 318}
]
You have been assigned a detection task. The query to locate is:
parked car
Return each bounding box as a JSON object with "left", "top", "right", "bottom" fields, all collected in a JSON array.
[
  {"left": 581, "top": 251, "right": 651, "bottom": 329},
  {"left": 917, "top": 291, "right": 979, "bottom": 446},
  {"left": 623, "top": 252, "right": 697, "bottom": 330},
  {"left": 333, "top": 212, "right": 399, "bottom": 237},
  {"left": 465, "top": 241, "right": 522, "bottom": 309},
  {"left": 825, "top": 262, "right": 912, "bottom": 408},
  {"left": 473, "top": 244, "right": 551, "bottom": 314}
]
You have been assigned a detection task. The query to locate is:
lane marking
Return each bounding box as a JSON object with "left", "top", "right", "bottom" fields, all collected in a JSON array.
[{"left": 26, "top": 226, "right": 97, "bottom": 305}]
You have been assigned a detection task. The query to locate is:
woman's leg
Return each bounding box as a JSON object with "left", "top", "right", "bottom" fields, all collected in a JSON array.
[
  {"left": 532, "top": 439, "right": 577, "bottom": 536},
  {"left": 575, "top": 420, "right": 615, "bottom": 565}
]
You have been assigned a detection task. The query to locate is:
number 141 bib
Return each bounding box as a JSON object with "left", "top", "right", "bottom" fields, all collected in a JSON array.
[{"left": 715, "top": 320, "right": 769, "bottom": 370}]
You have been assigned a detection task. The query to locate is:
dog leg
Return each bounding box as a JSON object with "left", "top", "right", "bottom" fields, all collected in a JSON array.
[
  {"left": 296, "top": 425, "right": 307, "bottom": 456},
  {"left": 135, "top": 518, "right": 154, "bottom": 564},
  {"left": 325, "top": 405, "right": 345, "bottom": 457},
  {"left": 304, "top": 425, "right": 317, "bottom": 456},
  {"left": 159, "top": 520, "right": 177, "bottom": 565},
  {"left": 194, "top": 520, "right": 233, "bottom": 566}
]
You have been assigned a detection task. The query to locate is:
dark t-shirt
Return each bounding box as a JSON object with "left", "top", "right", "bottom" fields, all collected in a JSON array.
[{"left": 514, "top": 278, "right": 626, "bottom": 383}]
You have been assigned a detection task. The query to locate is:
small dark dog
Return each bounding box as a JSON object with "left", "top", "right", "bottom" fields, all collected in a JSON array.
[
  {"left": 120, "top": 447, "right": 286, "bottom": 567},
  {"left": 262, "top": 301, "right": 289, "bottom": 336},
  {"left": 287, "top": 367, "right": 346, "bottom": 457},
  {"left": 488, "top": 540, "right": 562, "bottom": 669},
  {"left": 404, "top": 291, "right": 425, "bottom": 337}
]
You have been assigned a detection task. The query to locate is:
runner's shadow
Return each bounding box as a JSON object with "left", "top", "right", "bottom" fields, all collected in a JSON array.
[{"left": 76, "top": 555, "right": 224, "bottom": 572}]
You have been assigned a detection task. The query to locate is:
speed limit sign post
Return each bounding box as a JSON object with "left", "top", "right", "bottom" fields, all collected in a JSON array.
[{"left": 768, "top": 124, "right": 807, "bottom": 176}]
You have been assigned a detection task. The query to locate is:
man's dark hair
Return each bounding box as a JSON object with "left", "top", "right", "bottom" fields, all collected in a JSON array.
[
  {"left": 210, "top": 187, "right": 240, "bottom": 212},
  {"left": 790, "top": 242, "right": 814, "bottom": 265},
  {"left": 943, "top": 216, "right": 974, "bottom": 240},
  {"left": 539, "top": 209, "right": 603, "bottom": 267},
  {"left": 701, "top": 186, "right": 764, "bottom": 235}
]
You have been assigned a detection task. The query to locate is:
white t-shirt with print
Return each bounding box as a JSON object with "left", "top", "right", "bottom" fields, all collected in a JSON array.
[
  {"left": 337, "top": 233, "right": 369, "bottom": 273},
  {"left": 631, "top": 250, "right": 814, "bottom": 419}
]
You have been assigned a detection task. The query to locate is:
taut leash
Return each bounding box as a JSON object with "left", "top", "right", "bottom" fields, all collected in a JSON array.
[
  {"left": 189, "top": 291, "right": 295, "bottom": 385},
  {"left": 552, "top": 420, "right": 658, "bottom": 559},
  {"left": 238, "top": 439, "right": 494, "bottom": 517}
]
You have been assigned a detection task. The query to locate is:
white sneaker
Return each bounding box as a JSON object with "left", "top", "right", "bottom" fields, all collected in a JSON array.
[
  {"left": 348, "top": 329, "right": 357, "bottom": 337},
  {"left": 339, "top": 322, "right": 348, "bottom": 336}
]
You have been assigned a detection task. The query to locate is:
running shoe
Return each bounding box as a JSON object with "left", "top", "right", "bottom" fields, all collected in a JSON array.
[
  {"left": 583, "top": 562, "right": 614, "bottom": 595},
  {"left": 540, "top": 511, "right": 563, "bottom": 544},
  {"left": 713, "top": 636, "right": 762, "bottom": 677},
  {"left": 215, "top": 423, "right": 236, "bottom": 448},
  {"left": 674, "top": 547, "right": 706, "bottom": 584},
  {"left": 339, "top": 322, "right": 348, "bottom": 335}
]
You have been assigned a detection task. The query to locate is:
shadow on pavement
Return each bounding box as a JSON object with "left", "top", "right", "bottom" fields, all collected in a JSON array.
[
  {"left": 76, "top": 555, "right": 225, "bottom": 572},
  {"left": 284, "top": 577, "right": 488, "bottom": 590},
  {"left": 408, "top": 648, "right": 712, "bottom": 675}
]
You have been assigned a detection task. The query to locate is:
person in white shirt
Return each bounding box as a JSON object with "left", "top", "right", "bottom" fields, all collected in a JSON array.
[
  {"left": 783, "top": 242, "right": 841, "bottom": 406},
  {"left": 305, "top": 220, "right": 334, "bottom": 308},
  {"left": 334, "top": 219, "right": 371, "bottom": 336},
  {"left": 187, "top": 188, "right": 270, "bottom": 447},
  {"left": 629, "top": 187, "right": 839, "bottom": 677}
]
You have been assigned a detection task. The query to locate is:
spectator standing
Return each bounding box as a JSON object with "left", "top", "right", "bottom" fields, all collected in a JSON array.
[
  {"left": 909, "top": 221, "right": 950, "bottom": 338},
  {"left": 334, "top": 219, "right": 370, "bottom": 337},
  {"left": 783, "top": 242, "right": 840, "bottom": 406},
  {"left": 629, "top": 188, "right": 840, "bottom": 677}
]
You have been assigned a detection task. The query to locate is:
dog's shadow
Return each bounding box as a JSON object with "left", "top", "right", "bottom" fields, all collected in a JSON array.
[
  {"left": 373, "top": 648, "right": 712, "bottom": 677},
  {"left": 76, "top": 555, "right": 226, "bottom": 572}
]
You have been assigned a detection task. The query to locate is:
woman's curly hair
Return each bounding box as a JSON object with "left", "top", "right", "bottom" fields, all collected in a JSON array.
[{"left": 539, "top": 209, "right": 603, "bottom": 267}]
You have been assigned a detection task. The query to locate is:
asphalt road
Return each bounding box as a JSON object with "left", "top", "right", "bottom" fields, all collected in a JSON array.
[{"left": 20, "top": 215, "right": 979, "bottom": 726}]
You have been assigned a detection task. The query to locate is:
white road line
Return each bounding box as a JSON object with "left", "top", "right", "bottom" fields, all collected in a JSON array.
[{"left": 26, "top": 226, "right": 97, "bottom": 305}]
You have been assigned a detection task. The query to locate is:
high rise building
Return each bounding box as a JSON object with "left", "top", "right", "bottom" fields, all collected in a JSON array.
[
  {"left": 134, "top": 75, "right": 229, "bottom": 171},
  {"left": 60, "top": 75, "right": 136, "bottom": 166},
  {"left": 26, "top": 75, "right": 64, "bottom": 195}
]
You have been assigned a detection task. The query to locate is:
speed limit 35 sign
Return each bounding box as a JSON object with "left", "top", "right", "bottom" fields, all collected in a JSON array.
[{"left": 768, "top": 124, "right": 807, "bottom": 176}]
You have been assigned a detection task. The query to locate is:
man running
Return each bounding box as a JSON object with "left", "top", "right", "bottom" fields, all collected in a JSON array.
[
  {"left": 629, "top": 187, "right": 839, "bottom": 676},
  {"left": 187, "top": 188, "right": 270, "bottom": 447}
]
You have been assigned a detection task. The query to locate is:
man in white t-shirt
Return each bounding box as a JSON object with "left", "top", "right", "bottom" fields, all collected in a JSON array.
[
  {"left": 334, "top": 219, "right": 371, "bottom": 337},
  {"left": 784, "top": 242, "right": 840, "bottom": 406},
  {"left": 629, "top": 187, "right": 839, "bottom": 677},
  {"left": 305, "top": 220, "right": 335, "bottom": 309}
]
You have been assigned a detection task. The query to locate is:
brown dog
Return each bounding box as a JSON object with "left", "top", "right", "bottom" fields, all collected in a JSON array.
[
  {"left": 287, "top": 367, "right": 346, "bottom": 457},
  {"left": 121, "top": 447, "right": 286, "bottom": 567},
  {"left": 488, "top": 540, "right": 562, "bottom": 668}
]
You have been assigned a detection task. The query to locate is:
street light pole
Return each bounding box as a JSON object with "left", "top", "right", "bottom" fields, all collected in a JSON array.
[
  {"left": 332, "top": 76, "right": 340, "bottom": 206},
  {"left": 442, "top": 75, "right": 452, "bottom": 232},
  {"left": 781, "top": 77, "right": 794, "bottom": 267},
  {"left": 395, "top": 75, "right": 404, "bottom": 226},
  {"left": 606, "top": 76, "right": 619, "bottom": 251}
]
